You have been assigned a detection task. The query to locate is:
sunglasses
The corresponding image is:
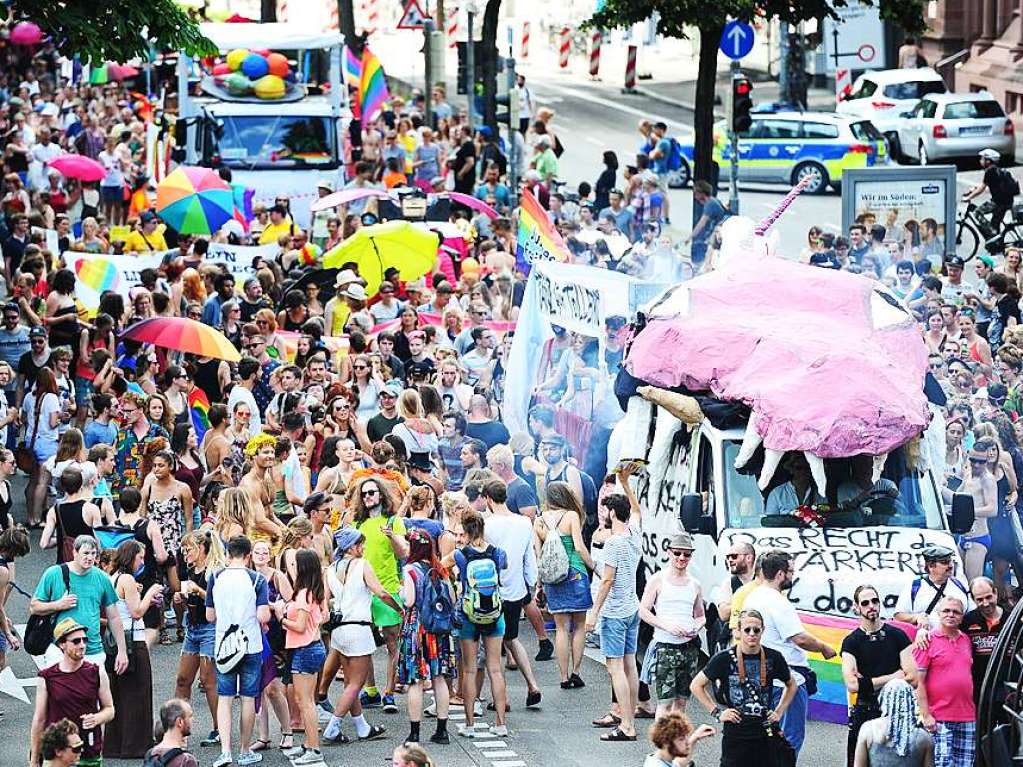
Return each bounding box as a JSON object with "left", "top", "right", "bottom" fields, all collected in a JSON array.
[
  {"left": 68, "top": 743, "right": 85, "bottom": 753},
  {"left": 741, "top": 626, "right": 762, "bottom": 635},
  {"left": 725, "top": 553, "right": 743, "bottom": 560},
  {"left": 243, "top": 344, "right": 262, "bottom": 350},
  {"left": 65, "top": 636, "right": 87, "bottom": 645},
  {"left": 670, "top": 549, "right": 692, "bottom": 558},
  {"left": 969, "top": 457, "right": 988, "bottom": 464},
  {"left": 859, "top": 597, "right": 880, "bottom": 607}
]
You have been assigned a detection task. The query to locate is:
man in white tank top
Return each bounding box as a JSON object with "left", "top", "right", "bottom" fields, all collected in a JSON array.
[{"left": 638, "top": 532, "right": 705, "bottom": 719}]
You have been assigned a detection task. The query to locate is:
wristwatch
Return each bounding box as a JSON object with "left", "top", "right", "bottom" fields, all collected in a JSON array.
[{"left": 711, "top": 706, "right": 722, "bottom": 720}]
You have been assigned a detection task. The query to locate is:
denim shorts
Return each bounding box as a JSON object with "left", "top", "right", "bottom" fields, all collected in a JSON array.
[
  {"left": 290, "top": 641, "right": 326, "bottom": 675},
  {"left": 600, "top": 611, "right": 640, "bottom": 659},
  {"left": 216, "top": 651, "right": 263, "bottom": 698},
  {"left": 456, "top": 615, "right": 505, "bottom": 642},
  {"left": 182, "top": 618, "right": 215, "bottom": 658}
]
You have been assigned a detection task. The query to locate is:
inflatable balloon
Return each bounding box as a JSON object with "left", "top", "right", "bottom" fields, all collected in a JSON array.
[
  {"left": 212, "top": 62, "right": 231, "bottom": 76},
  {"left": 226, "top": 48, "right": 249, "bottom": 71},
  {"left": 266, "top": 53, "right": 290, "bottom": 78},
  {"left": 224, "top": 72, "right": 253, "bottom": 96},
  {"left": 10, "top": 22, "right": 43, "bottom": 46},
  {"left": 252, "top": 49, "right": 271, "bottom": 57},
  {"left": 253, "top": 74, "right": 285, "bottom": 100},
  {"left": 241, "top": 53, "right": 269, "bottom": 79}
]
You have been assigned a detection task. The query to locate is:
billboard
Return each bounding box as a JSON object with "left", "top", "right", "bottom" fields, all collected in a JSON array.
[{"left": 841, "top": 166, "right": 958, "bottom": 261}]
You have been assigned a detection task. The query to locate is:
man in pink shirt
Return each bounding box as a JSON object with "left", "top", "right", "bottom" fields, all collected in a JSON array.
[{"left": 912, "top": 596, "right": 975, "bottom": 767}]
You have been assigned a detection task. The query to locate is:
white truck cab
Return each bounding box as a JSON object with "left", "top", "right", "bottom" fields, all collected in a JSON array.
[
  {"left": 638, "top": 419, "right": 972, "bottom": 616},
  {"left": 176, "top": 23, "right": 350, "bottom": 228}
]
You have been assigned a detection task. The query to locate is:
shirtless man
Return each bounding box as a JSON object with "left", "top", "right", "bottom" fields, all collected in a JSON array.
[
  {"left": 239, "top": 434, "right": 286, "bottom": 540},
  {"left": 302, "top": 491, "right": 334, "bottom": 565},
  {"left": 959, "top": 439, "right": 998, "bottom": 580}
]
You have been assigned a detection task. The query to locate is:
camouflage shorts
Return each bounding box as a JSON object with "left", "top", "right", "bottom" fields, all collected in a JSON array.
[{"left": 652, "top": 641, "right": 702, "bottom": 702}]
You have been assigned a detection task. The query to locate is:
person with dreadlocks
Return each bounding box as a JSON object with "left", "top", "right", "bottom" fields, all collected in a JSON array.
[{"left": 853, "top": 679, "right": 933, "bottom": 766}]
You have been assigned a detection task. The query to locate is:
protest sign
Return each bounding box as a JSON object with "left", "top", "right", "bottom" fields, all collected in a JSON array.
[
  {"left": 205, "top": 242, "right": 279, "bottom": 284},
  {"left": 65, "top": 251, "right": 164, "bottom": 316}
]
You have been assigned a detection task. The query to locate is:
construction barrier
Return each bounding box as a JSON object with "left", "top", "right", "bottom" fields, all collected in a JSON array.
[
  {"left": 559, "top": 27, "right": 570, "bottom": 69},
  {"left": 448, "top": 9, "right": 459, "bottom": 48},
  {"left": 521, "top": 21, "right": 530, "bottom": 59},
  {"left": 589, "top": 30, "right": 601, "bottom": 78},
  {"left": 835, "top": 68, "right": 852, "bottom": 103},
  {"left": 622, "top": 44, "right": 637, "bottom": 93}
]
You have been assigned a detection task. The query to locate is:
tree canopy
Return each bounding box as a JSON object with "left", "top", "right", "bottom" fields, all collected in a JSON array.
[{"left": 11, "top": 0, "right": 216, "bottom": 64}]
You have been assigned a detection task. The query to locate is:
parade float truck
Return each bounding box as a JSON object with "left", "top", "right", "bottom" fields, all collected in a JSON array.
[
  {"left": 610, "top": 211, "right": 974, "bottom": 722},
  {"left": 175, "top": 23, "right": 349, "bottom": 228}
]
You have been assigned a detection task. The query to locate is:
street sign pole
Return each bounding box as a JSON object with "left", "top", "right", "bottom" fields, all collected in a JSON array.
[
  {"left": 424, "top": 18, "right": 434, "bottom": 129},
  {"left": 729, "top": 60, "right": 740, "bottom": 215},
  {"left": 507, "top": 55, "right": 518, "bottom": 206},
  {"left": 466, "top": 8, "right": 475, "bottom": 127}
]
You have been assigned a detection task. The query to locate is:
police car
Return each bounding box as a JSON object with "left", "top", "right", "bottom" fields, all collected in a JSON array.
[{"left": 676, "top": 112, "right": 890, "bottom": 194}]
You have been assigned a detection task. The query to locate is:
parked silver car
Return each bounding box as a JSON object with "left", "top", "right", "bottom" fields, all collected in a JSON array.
[{"left": 894, "top": 92, "right": 1015, "bottom": 165}]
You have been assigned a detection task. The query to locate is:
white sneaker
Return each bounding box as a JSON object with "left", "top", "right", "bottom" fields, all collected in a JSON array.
[
  {"left": 212, "top": 753, "right": 233, "bottom": 767},
  {"left": 489, "top": 724, "right": 509, "bottom": 737},
  {"left": 292, "top": 749, "right": 325, "bottom": 765},
  {"left": 473, "top": 699, "right": 484, "bottom": 717},
  {"left": 282, "top": 745, "right": 306, "bottom": 758},
  {"left": 424, "top": 701, "right": 437, "bottom": 717},
  {"left": 237, "top": 751, "right": 262, "bottom": 766},
  {"left": 457, "top": 723, "right": 476, "bottom": 738},
  {"left": 316, "top": 704, "right": 333, "bottom": 723}
]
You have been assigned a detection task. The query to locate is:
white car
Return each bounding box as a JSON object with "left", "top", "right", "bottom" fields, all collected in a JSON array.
[
  {"left": 895, "top": 92, "right": 1015, "bottom": 164},
  {"left": 836, "top": 67, "right": 948, "bottom": 137}
]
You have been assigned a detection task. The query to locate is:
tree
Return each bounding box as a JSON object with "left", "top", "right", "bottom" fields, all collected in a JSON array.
[
  {"left": 12, "top": 0, "right": 215, "bottom": 63},
  {"left": 588, "top": 1, "right": 925, "bottom": 189}
]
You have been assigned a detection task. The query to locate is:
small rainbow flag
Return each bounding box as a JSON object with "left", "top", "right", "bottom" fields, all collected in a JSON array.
[
  {"left": 188, "top": 386, "right": 211, "bottom": 443},
  {"left": 358, "top": 46, "right": 390, "bottom": 123},
  {"left": 799, "top": 611, "right": 918, "bottom": 724},
  {"left": 342, "top": 45, "right": 362, "bottom": 89},
  {"left": 515, "top": 188, "right": 571, "bottom": 275}
]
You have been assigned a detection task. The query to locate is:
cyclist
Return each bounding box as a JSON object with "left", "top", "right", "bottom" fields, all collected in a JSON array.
[{"left": 962, "top": 148, "right": 1019, "bottom": 234}]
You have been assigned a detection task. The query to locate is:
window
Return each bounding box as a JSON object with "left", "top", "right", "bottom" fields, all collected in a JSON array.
[
  {"left": 1007, "top": 92, "right": 1023, "bottom": 115},
  {"left": 942, "top": 100, "right": 1005, "bottom": 120},
  {"left": 882, "top": 80, "right": 947, "bottom": 100},
  {"left": 801, "top": 122, "right": 839, "bottom": 139},
  {"left": 216, "top": 115, "right": 337, "bottom": 169},
  {"left": 755, "top": 120, "right": 801, "bottom": 140},
  {"left": 848, "top": 79, "right": 878, "bottom": 100},
  {"left": 849, "top": 121, "right": 884, "bottom": 142}
]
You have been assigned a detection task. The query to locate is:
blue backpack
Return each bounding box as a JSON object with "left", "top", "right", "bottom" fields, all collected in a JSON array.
[
  {"left": 93, "top": 525, "right": 137, "bottom": 550},
  {"left": 459, "top": 546, "right": 502, "bottom": 625},
  {"left": 667, "top": 138, "right": 685, "bottom": 172},
  {"left": 411, "top": 563, "right": 456, "bottom": 634}
]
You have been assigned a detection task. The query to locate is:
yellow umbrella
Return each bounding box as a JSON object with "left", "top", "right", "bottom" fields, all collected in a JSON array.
[{"left": 322, "top": 220, "right": 439, "bottom": 297}]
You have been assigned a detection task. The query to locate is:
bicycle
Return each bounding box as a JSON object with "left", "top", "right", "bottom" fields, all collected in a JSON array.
[{"left": 954, "top": 201, "right": 1023, "bottom": 261}]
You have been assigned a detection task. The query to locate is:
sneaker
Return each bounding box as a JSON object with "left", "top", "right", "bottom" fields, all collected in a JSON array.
[
  {"left": 317, "top": 698, "right": 334, "bottom": 714},
  {"left": 424, "top": 700, "right": 437, "bottom": 718},
  {"left": 457, "top": 723, "right": 476, "bottom": 738},
  {"left": 382, "top": 693, "right": 398, "bottom": 713},
  {"left": 473, "top": 699, "right": 484, "bottom": 717},
  {"left": 292, "top": 749, "right": 324, "bottom": 765},
  {"left": 212, "top": 753, "right": 233, "bottom": 767},
  {"left": 201, "top": 730, "right": 221, "bottom": 747},
  {"left": 585, "top": 631, "right": 600, "bottom": 649},
  {"left": 360, "top": 690, "right": 382, "bottom": 708},
  {"left": 316, "top": 703, "right": 333, "bottom": 723},
  {"left": 237, "top": 751, "right": 263, "bottom": 766},
  {"left": 430, "top": 730, "right": 450, "bottom": 745},
  {"left": 535, "top": 638, "right": 554, "bottom": 661},
  {"left": 489, "top": 724, "right": 509, "bottom": 737},
  {"left": 282, "top": 745, "right": 306, "bottom": 758}
]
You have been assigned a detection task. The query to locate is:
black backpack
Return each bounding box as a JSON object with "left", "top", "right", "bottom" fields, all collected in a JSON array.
[{"left": 143, "top": 747, "right": 185, "bottom": 767}]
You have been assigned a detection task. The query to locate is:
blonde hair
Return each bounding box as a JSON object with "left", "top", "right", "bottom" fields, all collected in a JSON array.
[
  {"left": 280, "top": 516, "right": 313, "bottom": 550},
  {"left": 215, "top": 488, "right": 257, "bottom": 538},
  {"left": 394, "top": 744, "right": 434, "bottom": 767},
  {"left": 181, "top": 527, "right": 226, "bottom": 574},
  {"left": 398, "top": 388, "right": 424, "bottom": 420}
]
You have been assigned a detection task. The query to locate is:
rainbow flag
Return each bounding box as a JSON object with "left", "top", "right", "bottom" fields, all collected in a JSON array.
[
  {"left": 358, "top": 47, "right": 389, "bottom": 123},
  {"left": 188, "top": 386, "right": 211, "bottom": 443},
  {"left": 342, "top": 45, "right": 362, "bottom": 89},
  {"left": 799, "top": 611, "right": 918, "bottom": 724},
  {"left": 515, "top": 188, "right": 571, "bottom": 275}
]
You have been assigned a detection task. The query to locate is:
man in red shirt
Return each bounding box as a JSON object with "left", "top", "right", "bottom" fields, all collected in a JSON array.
[{"left": 913, "top": 596, "right": 975, "bottom": 767}]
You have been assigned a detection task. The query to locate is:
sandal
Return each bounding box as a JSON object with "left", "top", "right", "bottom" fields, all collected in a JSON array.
[
  {"left": 250, "top": 739, "right": 270, "bottom": 752},
  {"left": 159, "top": 630, "right": 173, "bottom": 646},
  {"left": 176, "top": 626, "right": 185, "bottom": 643},
  {"left": 278, "top": 733, "right": 294, "bottom": 750},
  {"left": 591, "top": 713, "right": 621, "bottom": 728},
  {"left": 600, "top": 727, "right": 637, "bottom": 742},
  {"left": 634, "top": 707, "right": 656, "bottom": 719}
]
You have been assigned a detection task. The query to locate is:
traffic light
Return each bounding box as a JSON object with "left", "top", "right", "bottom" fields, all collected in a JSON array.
[{"left": 732, "top": 76, "right": 753, "bottom": 134}]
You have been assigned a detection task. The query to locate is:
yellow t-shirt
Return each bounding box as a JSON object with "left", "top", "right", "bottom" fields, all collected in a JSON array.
[
  {"left": 326, "top": 297, "right": 351, "bottom": 336},
  {"left": 123, "top": 227, "right": 168, "bottom": 253},
  {"left": 728, "top": 579, "right": 763, "bottom": 631},
  {"left": 259, "top": 219, "right": 299, "bottom": 245},
  {"left": 356, "top": 515, "right": 406, "bottom": 593}
]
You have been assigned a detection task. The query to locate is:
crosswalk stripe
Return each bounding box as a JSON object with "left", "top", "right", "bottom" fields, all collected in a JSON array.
[
  {"left": 483, "top": 750, "right": 518, "bottom": 758},
  {"left": 474, "top": 739, "right": 508, "bottom": 748},
  {"left": 490, "top": 762, "right": 526, "bottom": 767}
]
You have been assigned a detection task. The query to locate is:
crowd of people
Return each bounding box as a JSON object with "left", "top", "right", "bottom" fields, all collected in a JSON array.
[{"left": 0, "top": 14, "right": 1020, "bottom": 767}]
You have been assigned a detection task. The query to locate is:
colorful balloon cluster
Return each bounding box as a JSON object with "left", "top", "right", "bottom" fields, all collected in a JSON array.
[{"left": 212, "top": 49, "right": 295, "bottom": 99}]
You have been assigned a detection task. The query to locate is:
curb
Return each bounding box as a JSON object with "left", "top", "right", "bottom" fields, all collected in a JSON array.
[{"left": 634, "top": 86, "right": 698, "bottom": 113}]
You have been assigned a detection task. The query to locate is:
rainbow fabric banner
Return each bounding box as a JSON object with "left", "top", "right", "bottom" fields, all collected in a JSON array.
[
  {"left": 514, "top": 188, "right": 571, "bottom": 275},
  {"left": 342, "top": 45, "right": 362, "bottom": 89},
  {"left": 358, "top": 47, "right": 389, "bottom": 122},
  {"left": 188, "top": 386, "right": 211, "bottom": 443},
  {"left": 798, "top": 611, "right": 918, "bottom": 724}
]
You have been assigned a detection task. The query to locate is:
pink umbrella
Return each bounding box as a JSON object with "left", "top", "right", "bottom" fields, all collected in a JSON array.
[
  {"left": 107, "top": 63, "right": 140, "bottom": 82},
  {"left": 443, "top": 192, "right": 499, "bottom": 219},
  {"left": 49, "top": 154, "right": 106, "bottom": 182},
  {"left": 310, "top": 187, "right": 396, "bottom": 212}
]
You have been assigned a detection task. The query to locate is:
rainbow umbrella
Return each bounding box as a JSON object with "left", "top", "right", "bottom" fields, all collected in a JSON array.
[
  {"left": 156, "top": 166, "right": 235, "bottom": 235},
  {"left": 121, "top": 317, "right": 240, "bottom": 362},
  {"left": 322, "top": 220, "right": 439, "bottom": 297}
]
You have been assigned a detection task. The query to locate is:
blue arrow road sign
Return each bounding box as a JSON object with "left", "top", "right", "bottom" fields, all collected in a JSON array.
[{"left": 720, "top": 20, "right": 754, "bottom": 60}]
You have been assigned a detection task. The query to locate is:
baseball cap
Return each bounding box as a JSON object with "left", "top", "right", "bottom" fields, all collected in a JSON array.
[
  {"left": 54, "top": 617, "right": 87, "bottom": 643},
  {"left": 945, "top": 256, "right": 965, "bottom": 269},
  {"left": 29, "top": 326, "right": 47, "bottom": 339},
  {"left": 139, "top": 210, "right": 157, "bottom": 224},
  {"left": 407, "top": 359, "right": 433, "bottom": 377},
  {"left": 381, "top": 381, "right": 402, "bottom": 398},
  {"left": 978, "top": 255, "right": 996, "bottom": 269}
]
